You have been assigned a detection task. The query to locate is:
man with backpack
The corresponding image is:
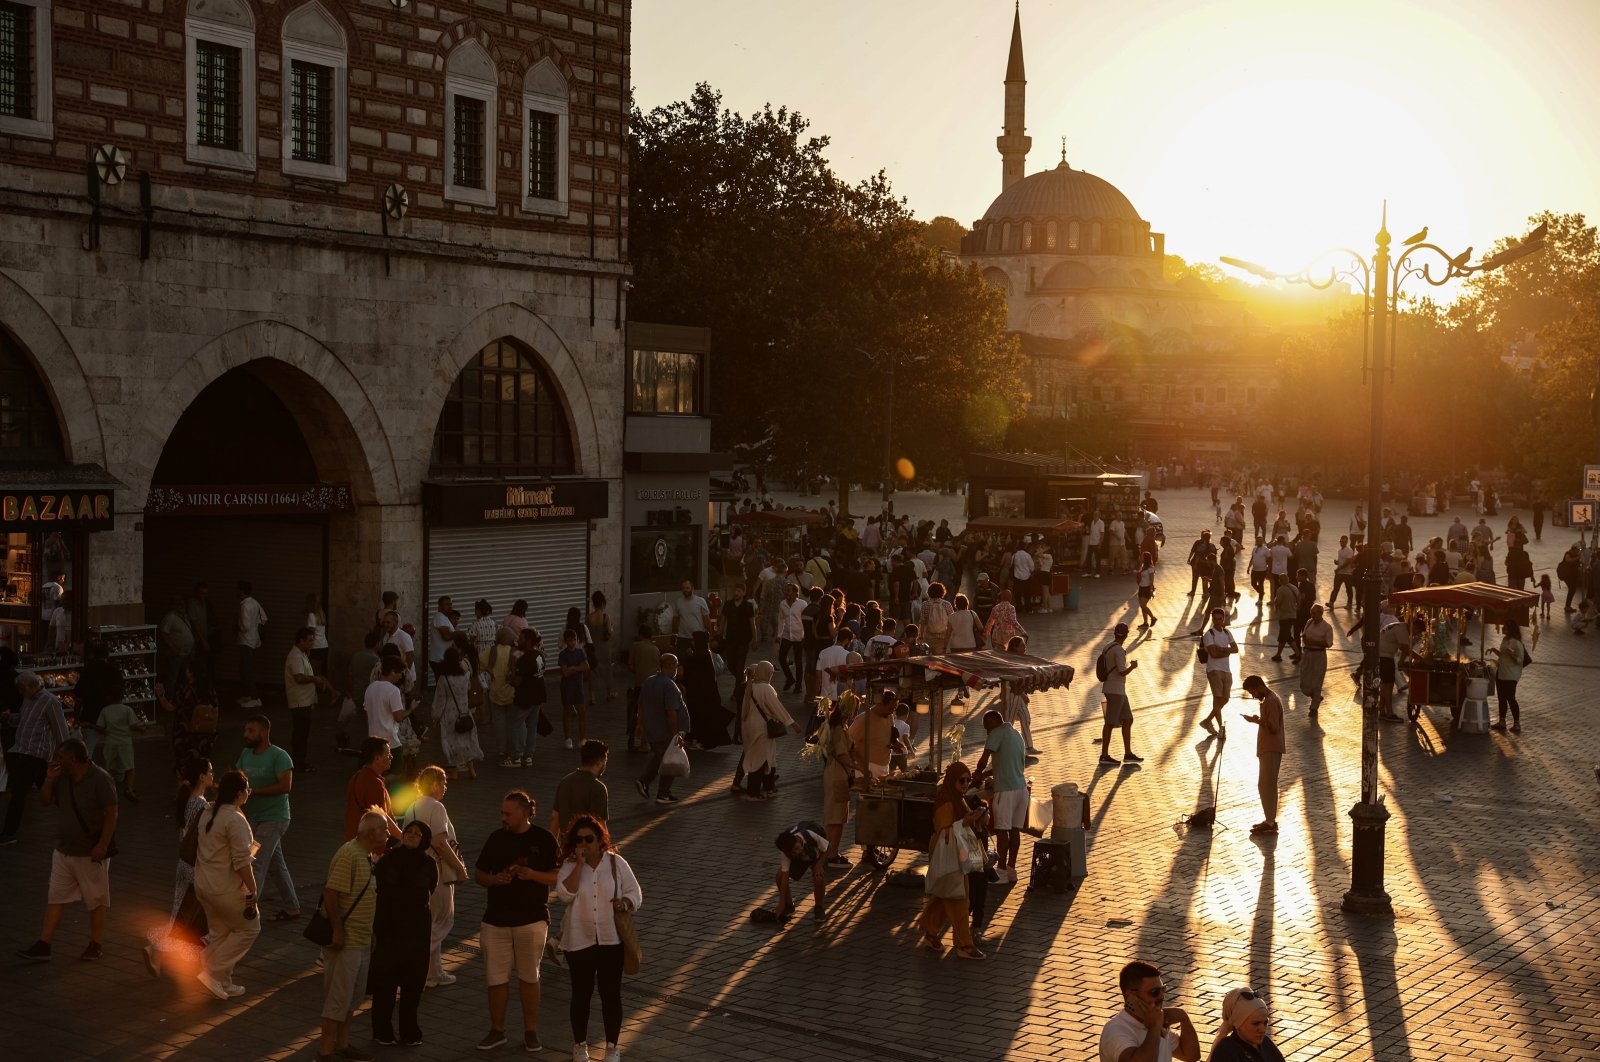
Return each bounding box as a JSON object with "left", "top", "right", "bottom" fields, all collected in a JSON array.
[{"left": 1096, "top": 624, "right": 1142, "bottom": 766}]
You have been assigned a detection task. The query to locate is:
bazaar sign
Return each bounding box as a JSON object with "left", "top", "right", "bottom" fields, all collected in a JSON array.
[
  {"left": 0, "top": 490, "right": 116, "bottom": 532},
  {"left": 145, "top": 483, "right": 355, "bottom": 516}
]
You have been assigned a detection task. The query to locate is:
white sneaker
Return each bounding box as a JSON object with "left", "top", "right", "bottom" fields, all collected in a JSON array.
[
  {"left": 604, "top": 1045, "right": 621, "bottom": 1062},
  {"left": 196, "top": 971, "right": 230, "bottom": 1000},
  {"left": 573, "top": 1044, "right": 590, "bottom": 1062},
  {"left": 564, "top": 738, "right": 574, "bottom": 750},
  {"left": 429, "top": 970, "right": 457, "bottom": 986},
  {"left": 224, "top": 983, "right": 245, "bottom": 998},
  {"left": 1005, "top": 867, "right": 1019, "bottom": 883}
]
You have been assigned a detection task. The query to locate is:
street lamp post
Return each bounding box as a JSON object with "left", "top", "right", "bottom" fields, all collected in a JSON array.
[{"left": 1223, "top": 209, "right": 1545, "bottom": 917}]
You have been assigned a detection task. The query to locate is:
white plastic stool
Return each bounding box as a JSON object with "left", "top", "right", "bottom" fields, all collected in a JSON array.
[{"left": 1458, "top": 696, "right": 1491, "bottom": 734}]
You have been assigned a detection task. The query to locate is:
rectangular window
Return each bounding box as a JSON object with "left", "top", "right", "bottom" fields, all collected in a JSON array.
[
  {"left": 630, "top": 526, "right": 702, "bottom": 595},
  {"left": 1114, "top": 385, "right": 1125, "bottom": 402},
  {"left": 452, "top": 94, "right": 485, "bottom": 189},
  {"left": 1213, "top": 386, "right": 1227, "bottom": 403},
  {"left": 289, "top": 60, "right": 333, "bottom": 164},
  {"left": 0, "top": 1, "right": 31, "bottom": 119},
  {"left": 1247, "top": 387, "right": 1258, "bottom": 404},
  {"left": 194, "top": 39, "right": 241, "bottom": 150},
  {"left": 527, "top": 108, "right": 558, "bottom": 201},
  {"left": 1193, "top": 387, "right": 1205, "bottom": 403},
  {"left": 629, "top": 349, "right": 703, "bottom": 415}
]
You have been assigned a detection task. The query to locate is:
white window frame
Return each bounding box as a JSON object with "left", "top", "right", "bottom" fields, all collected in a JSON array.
[
  {"left": 521, "top": 82, "right": 568, "bottom": 216},
  {"left": 444, "top": 42, "right": 496, "bottom": 208},
  {"left": 185, "top": 2, "right": 257, "bottom": 171},
  {"left": 281, "top": 3, "right": 346, "bottom": 182},
  {"left": 0, "top": 0, "right": 52, "bottom": 140}
]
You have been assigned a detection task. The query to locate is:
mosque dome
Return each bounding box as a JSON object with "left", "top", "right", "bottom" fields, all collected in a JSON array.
[{"left": 981, "top": 161, "right": 1144, "bottom": 224}]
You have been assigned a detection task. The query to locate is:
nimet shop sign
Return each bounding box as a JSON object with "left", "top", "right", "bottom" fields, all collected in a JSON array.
[
  {"left": 1, "top": 490, "right": 116, "bottom": 532},
  {"left": 423, "top": 480, "right": 609, "bottom": 528}
]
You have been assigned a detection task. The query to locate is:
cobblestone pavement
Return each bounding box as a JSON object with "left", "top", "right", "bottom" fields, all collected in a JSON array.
[{"left": 2, "top": 489, "right": 1597, "bottom": 1061}]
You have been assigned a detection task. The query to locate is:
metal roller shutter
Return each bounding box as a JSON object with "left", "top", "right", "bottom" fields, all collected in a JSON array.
[
  {"left": 426, "top": 523, "right": 590, "bottom": 645},
  {"left": 142, "top": 516, "right": 325, "bottom": 690}
]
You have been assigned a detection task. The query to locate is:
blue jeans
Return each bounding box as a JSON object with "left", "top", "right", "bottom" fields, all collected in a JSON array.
[
  {"left": 250, "top": 818, "right": 299, "bottom": 912},
  {"left": 498, "top": 705, "right": 538, "bottom": 759}
]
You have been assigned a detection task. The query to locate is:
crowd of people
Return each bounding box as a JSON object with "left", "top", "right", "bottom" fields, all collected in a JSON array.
[{"left": 2, "top": 476, "right": 1595, "bottom": 1059}]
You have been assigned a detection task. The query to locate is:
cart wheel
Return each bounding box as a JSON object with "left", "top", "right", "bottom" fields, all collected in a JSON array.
[{"left": 864, "top": 846, "right": 899, "bottom": 870}]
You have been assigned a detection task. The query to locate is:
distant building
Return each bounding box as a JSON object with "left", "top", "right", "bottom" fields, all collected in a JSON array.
[{"left": 959, "top": 6, "right": 1277, "bottom": 466}]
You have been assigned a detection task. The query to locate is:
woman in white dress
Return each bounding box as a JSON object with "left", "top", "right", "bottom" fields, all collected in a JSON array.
[
  {"left": 406, "top": 765, "right": 469, "bottom": 986},
  {"left": 738, "top": 660, "right": 798, "bottom": 800},
  {"left": 432, "top": 646, "right": 482, "bottom": 779}
]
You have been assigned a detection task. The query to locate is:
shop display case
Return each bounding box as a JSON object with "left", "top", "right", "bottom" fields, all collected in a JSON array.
[{"left": 92, "top": 623, "right": 159, "bottom": 721}]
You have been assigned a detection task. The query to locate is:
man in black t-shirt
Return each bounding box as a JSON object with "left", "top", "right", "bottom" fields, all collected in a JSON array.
[
  {"left": 472, "top": 790, "right": 558, "bottom": 1053},
  {"left": 508, "top": 630, "right": 546, "bottom": 767}
]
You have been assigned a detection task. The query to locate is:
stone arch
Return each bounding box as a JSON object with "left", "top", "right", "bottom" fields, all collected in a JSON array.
[
  {"left": 279, "top": 0, "right": 345, "bottom": 50},
  {"left": 0, "top": 271, "right": 105, "bottom": 466},
  {"left": 508, "top": 36, "right": 576, "bottom": 93},
  {"left": 188, "top": 0, "right": 257, "bottom": 31},
  {"left": 426, "top": 18, "right": 498, "bottom": 74},
  {"left": 429, "top": 303, "right": 605, "bottom": 480},
  {"left": 127, "top": 320, "right": 400, "bottom": 507},
  {"left": 980, "top": 267, "right": 1010, "bottom": 295}
]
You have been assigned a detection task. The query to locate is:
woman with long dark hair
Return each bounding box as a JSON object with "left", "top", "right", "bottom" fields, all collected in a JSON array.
[
  {"left": 432, "top": 646, "right": 481, "bottom": 779},
  {"left": 555, "top": 815, "right": 642, "bottom": 1062},
  {"left": 1492, "top": 622, "right": 1529, "bottom": 733},
  {"left": 143, "top": 756, "right": 214, "bottom": 976},
  {"left": 586, "top": 591, "right": 615, "bottom": 704},
  {"left": 194, "top": 769, "right": 260, "bottom": 999},
  {"left": 369, "top": 819, "right": 438, "bottom": 1046}
]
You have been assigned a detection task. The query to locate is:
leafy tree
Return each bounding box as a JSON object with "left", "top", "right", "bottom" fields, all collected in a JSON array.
[
  {"left": 629, "top": 85, "right": 1025, "bottom": 514},
  {"left": 918, "top": 216, "right": 969, "bottom": 254}
]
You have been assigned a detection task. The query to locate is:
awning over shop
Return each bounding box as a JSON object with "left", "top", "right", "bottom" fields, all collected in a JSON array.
[
  {"left": 728, "top": 508, "right": 830, "bottom": 527},
  {"left": 1389, "top": 582, "right": 1539, "bottom": 613},
  {"left": 836, "top": 649, "right": 1075, "bottom": 694}
]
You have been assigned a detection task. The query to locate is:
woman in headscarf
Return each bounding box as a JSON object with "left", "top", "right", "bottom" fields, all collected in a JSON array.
[
  {"left": 1207, "top": 986, "right": 1285, "bottom": 1061},
  {"left": 915, "top": 760, "right": 985, "bottom": 960},
  {"left": 983, "top": 588, "right": 1027, "bottom": 650},
  {"left": 369, "top": 818, "right": 438, "bottom": 1047},
  {"left": 684, "top": 629, "right": 732, "bottom": 749},
  {"left": 738, "top": 660, "right": 798, "bottom": 800}
]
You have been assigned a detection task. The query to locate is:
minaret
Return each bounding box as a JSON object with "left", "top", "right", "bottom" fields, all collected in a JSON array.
[{"left": 996, "top": 3, "right": 1031, "bottom": 192}]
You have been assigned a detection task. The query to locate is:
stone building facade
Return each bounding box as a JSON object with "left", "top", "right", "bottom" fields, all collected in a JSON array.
[{"left": 0, "top": 0, "right": 630, "bottom": 682}]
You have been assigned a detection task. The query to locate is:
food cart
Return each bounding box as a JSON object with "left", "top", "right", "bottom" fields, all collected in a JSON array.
[
  {"left": 961, "top": 516, "right": 1085, "bottom": 603},
  {"left": 1389, "top": 582, "right": 1539, "bottom": 722},
  {"left": 718, "top": 508, "right": 831, "bottom": 589},
  {"left": 834, "top": 649, "right": 1075, "bottom": 867}
]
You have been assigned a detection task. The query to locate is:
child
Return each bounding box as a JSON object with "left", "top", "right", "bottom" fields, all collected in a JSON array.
[
  {"left": 1539, "top": 573, "right": 1554, "bottom": 622},
  {"left": 558, "top": 627, "right": 590, "bottom": 749},
  {"left": 96, "top": 699, "right": 144, "bottom": 801}
]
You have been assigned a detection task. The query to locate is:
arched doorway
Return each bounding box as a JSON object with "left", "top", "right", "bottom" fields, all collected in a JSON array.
[
  {"left": 423, "top": 337, "right": 605, "bottom": 650},
  {"left": 142, "top": 360, "right": 369, "bottom": 703}
]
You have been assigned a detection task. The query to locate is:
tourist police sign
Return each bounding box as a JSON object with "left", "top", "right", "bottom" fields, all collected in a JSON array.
[{"left": 0, "top": 489, "right": 116, "bottom": 532}]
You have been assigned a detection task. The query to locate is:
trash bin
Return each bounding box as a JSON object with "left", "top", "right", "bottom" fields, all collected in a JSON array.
[{"left": 1066, "top": 585, "right": 1082, "bottom": 611}]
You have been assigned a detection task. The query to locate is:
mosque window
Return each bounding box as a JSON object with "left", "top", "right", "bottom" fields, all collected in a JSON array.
[
  {"left": 1106, "top": 224, "right": 1118, "bottom": 255},
  {"left": 1046, "top": 220, "right": 1057, "bottom": 249},
  {"left": 1090, "top": 223, "right": 1102, "bottom": 251},
  {"left": 986, "top": 224, "right": 999, "bottom": 252},
  {"left": 1022, "top": 221, "right": 1033, "bottom": 250},
  {"left": 1067, "top": 221, "right": 1080, "bottom": 251}
]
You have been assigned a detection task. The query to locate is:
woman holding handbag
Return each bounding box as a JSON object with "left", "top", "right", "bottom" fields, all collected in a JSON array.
[
  {"left": 916, "top": 760, "right": 985, "bottom": 961},
  {"left": 193, "top": 769, "right": 262, "bottom": 998},
  {"left": 737, "top": 660, "right": 798, "bottom": 801},
  {"left": 555, "top": 815, "right": 642, "bottom": 1062},
  {"left": 432, "top": 647, "right": 482, "bottom": 780},
  {"left": 143, "top": 756, "right": 213, "bottom": 976}
]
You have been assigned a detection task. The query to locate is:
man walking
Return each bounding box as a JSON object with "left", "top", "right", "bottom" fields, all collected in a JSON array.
[
  {"left": 1086, "top": 511, "right": 1105, "bottom": 577},
  {"left": 634, "top": 655, "right": 690, "bottom": 804},
  {"left": 1327, "top": 535, "right": 1357, "bottom": 611},
  {"left": 669, "top": 580, "right": 710, "bottom": 659},
  {"left": 1186, "top": 530, "right": 1217, "bottom": 597},
  {"left": 14, "top": 738, "right": 118, "bottom": 961},
  {"left": 775, "top": 583, "right": 806, "bottom": 693},
  {"left": 286, "top": 626, "right": 329, "bottom": 773},
  {"left": 1240, "top": 676, "right": 1285, "bottom": 836},
  {"left": 473, "top": 790, "right": 559, "bottom": 1052},
  {"left": 1199, "top": 608, "right": 1238, "bottom": 737},
  {"left": 159, "top": 594, "right": 196, "bottom": 700},
  {"left": 237, "top": 716, "right": 300, "bottom": 920},
  {"left": 973, "top": 709, "right": 1027, "bottom": 883},
  {"left": 1097, "top": 624, "right": 1142, "bottom": 766},
  {"left": 236, "top": 581, "right": 269, "bottom": 709},
  {"left": 550, "top": 739, "right": 609, "bottom": 843},
  {"left": 316, "top": 809, "right": 386, "bottom": 1062},
  {"left": 1, "top": 671, "right": 71, "bottom": 844}
]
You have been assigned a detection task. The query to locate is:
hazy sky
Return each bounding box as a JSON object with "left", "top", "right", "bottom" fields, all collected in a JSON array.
[{"left": 633, "top": 0, "right": 1600, "bottom": 273}]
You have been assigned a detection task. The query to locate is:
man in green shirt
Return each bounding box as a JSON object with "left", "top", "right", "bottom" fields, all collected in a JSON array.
[
  {"left": 317, "top": 810, "right": 386, "bottom": 1061},
  {"left": 974, "top": 709, "right": 1028, "bottom": 883},
  {"left": 236, "top": 715, "right": 300, "bottom": 919}
]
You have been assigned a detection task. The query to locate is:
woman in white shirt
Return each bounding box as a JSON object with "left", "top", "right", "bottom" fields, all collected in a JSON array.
[
  {"left": 303, "top": 593, "right": 329, "bottom": 692},
  {"left": 406, "top": 765, "right": 469, "bottom": 987},
  {"left": 194, "top": 769, "right": 260, "bottom": 1000},
  {"left": 555, "top": 816, "right": 642, "bottom": 1062}
]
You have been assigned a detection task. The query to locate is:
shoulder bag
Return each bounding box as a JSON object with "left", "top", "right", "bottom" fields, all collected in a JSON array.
[
  {"left": 304, "top": 872, "right": 373, "bottom": 947},
  {"left": 611, "top": 853, "right": 642, "bottom": 974},
  {"left": 447, "top": 679, "right": 475, "bottom": 734},
  {"left": 749, "top": 686, "right": 787, "bottom": 739}
]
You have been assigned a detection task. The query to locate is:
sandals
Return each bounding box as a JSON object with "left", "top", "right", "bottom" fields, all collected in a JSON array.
[
  {"left": 955, "top": 946, "right": 986, "bottom": 960},
  {"left": 915, "top": 935, "right": 943, "bottom": 951}
]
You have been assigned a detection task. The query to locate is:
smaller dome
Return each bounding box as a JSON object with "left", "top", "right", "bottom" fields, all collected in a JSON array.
[{"left": 982, "top": 161, "right": 1144, "bottom": 224}]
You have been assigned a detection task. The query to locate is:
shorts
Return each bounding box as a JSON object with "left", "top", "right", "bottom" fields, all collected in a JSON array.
[
  {"left": 481, "top": 920, "right": 548, "bottom": 986},
  {"left": 48, "top": 850, "right": 111, "bottom": 909},
  {"left": 822, "top": 763, "right": 852, "bottom": 827},
  {"left": 1379, "top": 657, "right": 1396, "bottom": 683},
  {"left": 991, "top": 788, "right": 1028, "bottom": 831},
  {"left": 1102, "top": 694, "right": 1133, "bottom": 726},
  {"left": 1206, "top": 669, "right": 1233, "bottom": 700},
  {"left": 1137, "top": 587, "right": 1153, "bottom": 602},
  {"left": 320, "top": 944, "right": 372, "bottom": 1021},
  {"left": 102, "top": 742, "right": 135, "bottom": 776}
]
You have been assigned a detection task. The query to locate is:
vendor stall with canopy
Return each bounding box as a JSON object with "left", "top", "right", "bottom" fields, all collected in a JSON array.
[{"left": 1388, "top": 581, "right": 1539, "bottom": 722}]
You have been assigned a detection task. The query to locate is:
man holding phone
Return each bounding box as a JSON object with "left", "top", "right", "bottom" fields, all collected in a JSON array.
[
  {"left": 1099, "top": 959, "right": 1200, "bottom": 1061},
  {"left": 1240, "top": 676, "right": 1286, "bottom": 836},
  {"left": 474, "top": 790, "right": 559, "bottom": 1053}
]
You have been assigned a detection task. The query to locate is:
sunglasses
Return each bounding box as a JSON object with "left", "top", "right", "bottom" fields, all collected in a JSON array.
[{"left": 575, "top": 834, "right": 598, "bottom": 844}]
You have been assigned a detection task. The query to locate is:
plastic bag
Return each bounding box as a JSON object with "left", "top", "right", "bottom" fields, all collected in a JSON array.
[
  {"left": 659, "top": 739, "right": 691, "bottom": 779},
  {"left": 952, "top": 822, "right": 986, "bottom": 875},
  {"left": 925, "top": 830, "right": 967, "bottom": 898}
]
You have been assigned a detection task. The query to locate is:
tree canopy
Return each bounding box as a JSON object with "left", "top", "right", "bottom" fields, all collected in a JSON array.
[{"left": 629, "top": 84, "right": 1024, "bottom": 512}]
